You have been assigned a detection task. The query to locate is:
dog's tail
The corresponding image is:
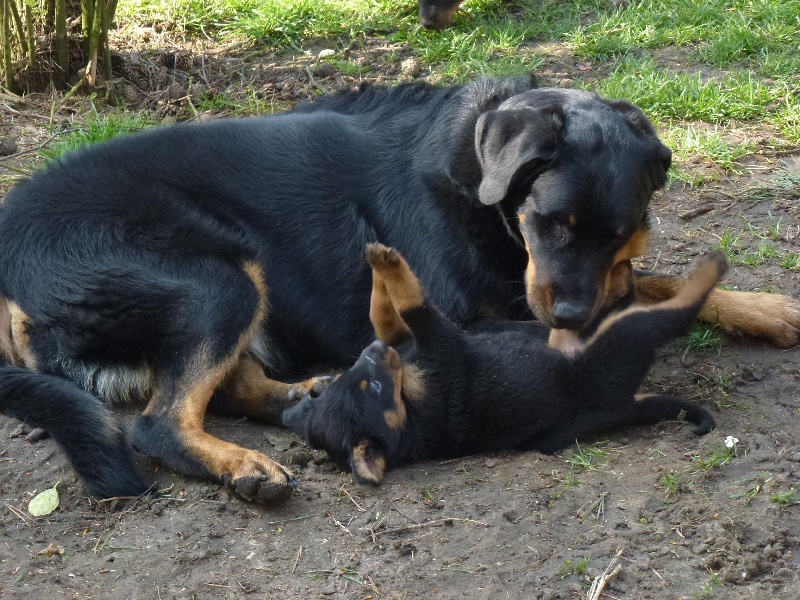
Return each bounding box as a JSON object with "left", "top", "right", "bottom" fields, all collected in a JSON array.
[
  {"left": 626, "top": 394, "right": 714, "bottom": 434},
  {"left": 0, "top": 364, "right": 150, "bottom": 499}
]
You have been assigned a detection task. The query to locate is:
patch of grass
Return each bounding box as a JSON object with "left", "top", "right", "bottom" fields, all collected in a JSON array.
[
  {"left": 685, "top": 322, "right": 724, "bottom": 353},
  {"left": 591, "top": 56, "right": 785, "bottom": 124},
  {"left": 559, "top": 557, "right": 589, "bottom": 578},
  {"left": 716, "top": 230, "right": 797, "bottom": 270},
  {"left": 41, "top": 109, "right": 155, "bottom": 161},
  {"left": 570, "top": 0, "right": 800, "bottom": 65},
  {"left": 566, "top": 441, "right": 609, "bottom": 472},
  {"left": 770, "top": 487, "right": 800, "bottom": 509},
  {"left": 656, "top": 440, "right": 738, "bottom": 497},
  {"left": 661, "top": 125, "right": 756, "bottom": 174}
]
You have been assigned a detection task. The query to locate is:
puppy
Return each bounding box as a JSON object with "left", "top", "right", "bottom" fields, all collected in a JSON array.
[{"left": 283, "top": 244, "right": 721, "bottom": 484}]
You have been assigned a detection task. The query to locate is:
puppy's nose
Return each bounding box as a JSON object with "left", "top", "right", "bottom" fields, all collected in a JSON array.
[{"left": 551, "top": 300, "right": 592, "bottom": 330}]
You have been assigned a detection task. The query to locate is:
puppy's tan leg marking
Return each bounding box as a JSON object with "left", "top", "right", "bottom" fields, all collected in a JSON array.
[
  {"left": 369, "top": 267, "right": 413, "bottom": 345},
  {"left": 366, "top": 244, "right": 424, "bottom": 314}
]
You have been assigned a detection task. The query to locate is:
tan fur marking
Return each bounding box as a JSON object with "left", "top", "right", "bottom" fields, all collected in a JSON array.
[
  {"left": 568, "top": 214, "right": 577, "bottom": 227},
  {"left": 547, "top": 328, "right": 585, "bottom": 356},
  {"left": 351, "top": 441, "right": 386, "bottom": 484},
  {"left": 614, "top": 225, "right": 650, "bottom": 264},
  {"left": 400, "top": 364, "right": 426, "bottom": 403},
  {"left": 366, "top": 245, "right": 424, "bottom": 314},
  {"left": 8, "top": 302, "right": 36, "bottom": 368},
  {"left": 217, "top": 353, "right": 321, "bottom": 423},
  {"left": 586, "top": 254, "right": 725, "bottom": 347},
  {"left": 370, "top": 271, "right": 412, "bottom": 345},
  {"left": 360, "top": 379, "right": 369, "bottom": 391},
  {"left": 143, "top": 259, "right": 299, "bottom": 491},
  {"left": 0, "top": 299, "right": 16, "bottom": 365},
  {"left": 383, "top": 364, "right": 408, "bottom": 430},
  {"left": 636, "top": 262, "right": 799, "bottom": 348}
]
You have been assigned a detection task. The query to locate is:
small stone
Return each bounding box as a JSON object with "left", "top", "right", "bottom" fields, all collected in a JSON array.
[
  {"left": 25, "top": 428, "right": 49, "bottom": 443},
  {"left": 401, "top": 57, "right": 422, "bottom": 78},
  {"left": 0, "top": 136, "right": 18, "bottom": 156},
  {"left": 313, "top": 63, "right": 337, "bottom": 78}
]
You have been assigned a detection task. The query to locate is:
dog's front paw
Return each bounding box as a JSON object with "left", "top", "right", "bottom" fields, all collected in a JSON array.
[
  {"left": 222, "top": 451, "right": 296, "bottom": 503},
  {"left": 288, "top": 375, "right": 333, "bottom": 402}
]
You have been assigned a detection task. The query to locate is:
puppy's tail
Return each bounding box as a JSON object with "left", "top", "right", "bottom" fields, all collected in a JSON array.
[
  {"left": 628, "top": 394, "right": 715, "bottom": 435},
  {"left": 0, "top": 364, "right": 150, "bottom": 499}
]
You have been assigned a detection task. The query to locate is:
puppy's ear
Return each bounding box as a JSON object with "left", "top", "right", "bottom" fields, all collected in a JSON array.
[
  {"left": 475, "top": 106, "right": 562, "bottom": 206},
  {"left": 349, "top": 440, "right": 386, "bottom": 485}
]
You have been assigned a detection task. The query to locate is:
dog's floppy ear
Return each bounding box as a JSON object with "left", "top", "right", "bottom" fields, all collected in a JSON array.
[
  {"left": 608, "top": 99, "right": 672, "bottom": 178},
  {"left": 475, "top": 107, "right": 563, "bottom": 206},
  {"left": 349, "top": 440, "right": 386, "bottom": 485}
]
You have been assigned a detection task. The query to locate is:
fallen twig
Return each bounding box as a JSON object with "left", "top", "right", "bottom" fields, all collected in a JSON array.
[
  {"left": 678, "top": 203, "right": 715, "bottom": 220},
  {"left": 587, "top": 548, "right": 623, "bottom": 600},
  {"left": 373, "top": 517, "right": 489, "bottom": 538}
]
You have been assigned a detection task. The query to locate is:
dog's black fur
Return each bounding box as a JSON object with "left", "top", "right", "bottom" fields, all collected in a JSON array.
[
  {"left": 418, "top": 0, "right": 463, "bottom": 29},
  {"left": 283, "top": 245, "right": 721, "bottom": 484},
  {"left": 0, "top": 77, "right": 796, "bottom": 502}
]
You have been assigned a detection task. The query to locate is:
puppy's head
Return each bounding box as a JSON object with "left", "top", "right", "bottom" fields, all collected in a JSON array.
[
  {"left": 282, "top": 340, "right": 424, "bottom": 485},
  {"left": 418, "top": 0, "right": 463, "bottom": 30},
  {"left": 475, "top": 88, "right": 672, "bottom": 332}
]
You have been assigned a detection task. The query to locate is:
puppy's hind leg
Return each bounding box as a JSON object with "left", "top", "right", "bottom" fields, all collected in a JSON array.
[
  {"left": 365, "top": 243, "right": 460, "bottom": 346},
  {"left": 577, "top": 252, "right": 728, "bottom": 398},
  {"left": 369, "top": 263, "right": 413, "bottom": 345}
]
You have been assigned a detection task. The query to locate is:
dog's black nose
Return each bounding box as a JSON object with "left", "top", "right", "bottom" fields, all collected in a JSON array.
[{"left": 551, "top": 300, "right": 592, "bottom": 330}]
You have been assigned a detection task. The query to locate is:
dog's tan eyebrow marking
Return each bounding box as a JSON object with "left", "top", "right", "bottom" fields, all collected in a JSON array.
[
  {"left": 518, "top": 212, "right": 526, "bottom": 224},
  {"left": 360, "top": 380, "right": 369, "bottom": 391},
  {"left": 568, "top": 214, "right": 577, "bottom": 227}
]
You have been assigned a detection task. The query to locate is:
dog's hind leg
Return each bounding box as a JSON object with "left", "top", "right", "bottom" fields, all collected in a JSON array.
[
  {"left": 128, "top": 260, "right": 298, "bottom": 503},
  {"left": 369, "top": 263, "right": 413, "bottom": 345},
  {"left": 578, "top": 252, "right": 728, "bottom": 398},
  {"left": 365, "top": 243, "right": 461, "bottom": 347},
  {"left": 636, "top": 269, "right": 800, "bottom": 349}
]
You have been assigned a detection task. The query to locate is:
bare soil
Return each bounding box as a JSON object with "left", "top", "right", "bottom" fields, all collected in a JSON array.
[{"left": 1, "top": 33, "right": 799, "bottom": 600}]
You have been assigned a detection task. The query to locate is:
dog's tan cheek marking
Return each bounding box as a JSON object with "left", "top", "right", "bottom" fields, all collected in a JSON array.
[
  {"left": 613, "top": 225, "right": 650, "bottom": 264},
  {"left": 400, "top": 364, "right": 426, "bottom": 403},
  {"left": 8, "top": 301, "right": 37, "bottom": 369},
  {"left": 384, "top": 367, "right": 408, "bottom": 430}
]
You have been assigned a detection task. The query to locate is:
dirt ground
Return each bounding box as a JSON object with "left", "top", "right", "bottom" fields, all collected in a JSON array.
[{"left": 1, "top": 33, "right": 800, "bottom": 600}]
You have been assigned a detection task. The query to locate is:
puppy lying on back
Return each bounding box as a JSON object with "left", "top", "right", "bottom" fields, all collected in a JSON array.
[{"left": 283, "top": 244, "right": 721, "bottom": 484}]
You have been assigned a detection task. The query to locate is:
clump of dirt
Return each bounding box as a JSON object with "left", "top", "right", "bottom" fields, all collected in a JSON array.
[{"left": 1, "top": 31, "right": 799, "bottom": 600}]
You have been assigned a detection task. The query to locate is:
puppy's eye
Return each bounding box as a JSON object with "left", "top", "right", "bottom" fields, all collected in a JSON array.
[{"left": 369, "top": 380, "right": 382, "bottom": 394}]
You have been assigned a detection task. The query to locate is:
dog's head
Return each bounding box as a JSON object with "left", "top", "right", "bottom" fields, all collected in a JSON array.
[
  {"left": 474, "top": 88, "right": 672, "bottom": 332},
  {"left": 282, "top": 340, "right": 424, "bottom": 485},
  {"left": 418, "top": 0, "right": 463, "bottom": 30}
]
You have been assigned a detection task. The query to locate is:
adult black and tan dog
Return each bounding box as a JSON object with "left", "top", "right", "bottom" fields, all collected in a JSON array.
[
  {"left": 282, "top": 244, "right": 720, "bottom": 484},
  {"left": 0, "top": 78, "right": 797, "bottom": 503}
]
